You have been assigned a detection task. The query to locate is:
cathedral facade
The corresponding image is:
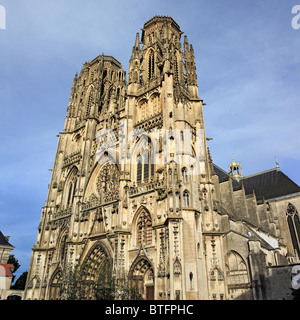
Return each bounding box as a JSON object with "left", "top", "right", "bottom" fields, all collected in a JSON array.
[{"left": 24, "top": 16, "right": 300, "bottom": 300}]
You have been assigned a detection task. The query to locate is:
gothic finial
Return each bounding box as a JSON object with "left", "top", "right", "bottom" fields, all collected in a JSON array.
[
  {"left": 184, "top": 35, "right": 189, "bottom": 52},
  {"left": 207, "top": 147, "right": 216, "bottom": 176},
  {"left": 190, "top": 44, "right": 194, "bottom": 55},
  {"left": 275, "top": 156, "right": 280, "bottom": 170},
  {"left": 135, "top": 32, "right": 140, "bottom": 49},
  {"left": 71, "top": 73, "right": 78, "bottom": 91}
]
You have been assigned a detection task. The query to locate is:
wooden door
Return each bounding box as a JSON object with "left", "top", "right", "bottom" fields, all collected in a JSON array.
[{"left": 146, "top": 285, "right": 154, "bottom": 300}]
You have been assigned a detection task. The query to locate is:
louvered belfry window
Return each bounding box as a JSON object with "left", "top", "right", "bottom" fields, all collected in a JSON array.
[{"left": 148, "top": 50, "right": 154, "bottom": 80}]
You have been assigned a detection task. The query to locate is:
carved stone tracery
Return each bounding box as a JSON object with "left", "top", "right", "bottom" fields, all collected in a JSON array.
[{"left": 96, "top": 163, "right": 120, "bottom": 202}]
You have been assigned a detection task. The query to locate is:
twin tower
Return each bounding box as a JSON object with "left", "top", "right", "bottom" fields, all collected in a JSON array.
[{"left": 24, "top": 16, "right": 289, "bottom": 300}]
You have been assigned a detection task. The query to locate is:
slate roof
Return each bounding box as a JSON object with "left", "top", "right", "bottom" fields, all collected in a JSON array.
[
  {"left": 242, "top": 169, "right": 300, "bottom": 201},
  {"left": 0, "top": 231, "right": 14, "bottom": 248},
  {"left": 213, "top": 164, "right": 229, "bottom": 182},
  {"left": 213, "top": 164, "right": 300, "bottom": 202}
]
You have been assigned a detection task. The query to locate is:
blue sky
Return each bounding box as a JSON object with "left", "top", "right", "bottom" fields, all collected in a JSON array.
[{"left": 0, "top": 0, "right": 300, "bottom": 281}]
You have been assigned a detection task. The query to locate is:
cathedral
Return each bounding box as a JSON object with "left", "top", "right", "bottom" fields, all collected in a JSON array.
[{"left": 24, "top": 16, "right": 300, "bottom": 300}]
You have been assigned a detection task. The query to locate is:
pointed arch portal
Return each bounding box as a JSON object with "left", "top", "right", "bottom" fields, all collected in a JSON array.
[{"left": 128, "top": 256, "right": 154, "bottom": 300}]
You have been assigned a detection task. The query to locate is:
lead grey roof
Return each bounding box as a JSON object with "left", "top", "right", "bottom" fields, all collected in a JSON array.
[
  {"left": 0, "top": 231, "right": 14, "bottom": 248},
  {"left": 213, "top": 164, "right": 300, "bottom": 201}
]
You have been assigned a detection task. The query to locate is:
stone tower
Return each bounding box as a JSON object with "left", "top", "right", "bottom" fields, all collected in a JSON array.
[{"left": 24, "top": 16, "right": 296, "bottom": 301}]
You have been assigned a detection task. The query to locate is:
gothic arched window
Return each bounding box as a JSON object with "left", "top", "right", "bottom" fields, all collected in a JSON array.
[
  {"left": 59, "top": 232, "right": 68, "bottom": 265},
  {"left": 183, "top": 192, "right": 190, "bottom": 207},
  {"left": 64, "top": 167, "right": 78, "bottom": 207},
  {"left": 137, "top": 208, "right": 152, "bottom": 246},
  {"left": 137, "top": 156, "right": 142, "bottom": 183},
  {"left": 144, "top": 154, "right": 149, "bottom": 180},
  {"left": 286, "top": 203, "right": 300, "bottom": 255},
  {"left": 180, "top": 131, "right": 184, "bottom": 141},
  {"left": 72, "top": 179, "right": 77, "bottom": 204},
  {"left": 136, "top": 138, "right": 155, "bottom": 183},
  {"left": 189, "top": 272, "right": 194, "bottom": 290},
  {"left": 67, "top": 182, "right": 73, "bottom": 205},
  {"left": 182, "top": 167, "right": 188, "bottom": 183}
]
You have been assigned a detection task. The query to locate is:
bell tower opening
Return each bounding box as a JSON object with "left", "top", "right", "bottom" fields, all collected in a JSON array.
[{"left": 229, "top": 157, "right": 243, "bottom": 180}]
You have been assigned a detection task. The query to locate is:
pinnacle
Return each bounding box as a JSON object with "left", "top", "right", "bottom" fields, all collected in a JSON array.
[{"left": 135, "top": 33, "right": 140, "bottom": 49}]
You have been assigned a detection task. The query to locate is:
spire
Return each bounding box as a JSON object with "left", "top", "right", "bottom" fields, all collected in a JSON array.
[
  {"left": 183, "top": 37, "right": 197, "bottom": 90},
  {"left": 130, "top": 33, "right": 141, "bottom": 62},
  {"left": 128, "top": 32, "right": 142, "bottom": 87},
  {"left": 131, "top": 33, "right": 140, "bottom": 56},
  {"left": 71, "top": 72, "right": 78, "bottom": 93},
  {"left": 190, "top": 44, "right": 194, "bottom": 56},
  {"left": 184, "top": 35, "right": 189, "bottom": 53},
  {"left": 207, "top": 147, "right": 216, "bottom": 176},
  {"left": 134, "top": 32, "right": 140, "bottom": 49}
]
